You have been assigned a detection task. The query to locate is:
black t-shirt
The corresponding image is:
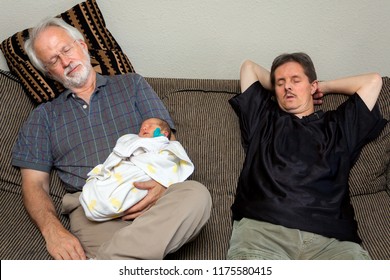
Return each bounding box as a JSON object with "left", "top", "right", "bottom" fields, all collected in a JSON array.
[{"left": 229, "top": 81, "right": 386, "bottom": 242}]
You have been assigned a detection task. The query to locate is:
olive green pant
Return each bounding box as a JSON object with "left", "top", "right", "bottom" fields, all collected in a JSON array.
[
  {"left": 227, "top": 218, "right": 371, "bottom": 260},
  {"left": 62, "top": 181, "right": 212, "bottom": 259}
]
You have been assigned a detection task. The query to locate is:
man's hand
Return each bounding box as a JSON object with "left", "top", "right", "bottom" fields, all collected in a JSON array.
[
  {"left": 44, "top": 224, "right": 86, "bottom": 260},
  {"left": 313, "top": 81, "right": 326, "bottom": 105},
  {"left": 20, "top": 168, "right": 86, "bottom": 260},
  {"left": 121, "top": 180, "right": 166, "bottom": 220},
  {"left": 313, "top": 91, "right": 324, "bottom": 105}
]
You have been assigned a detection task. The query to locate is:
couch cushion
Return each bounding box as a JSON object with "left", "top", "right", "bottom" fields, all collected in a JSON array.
[
  {"left": 351, "top": 191, "right": 390, "bottom": 259},
  {"left": 0, "top": 70, "right": 67, "bottom": 199},
  {"left": 0, "top": 188, "right": 69, "bottom": 259},
  {"left": 0, "top": 70, "right": 33, "bottom": 194},
  {"left": 146, "top": 77, "right": 243, "bottom": 259},
  {"left": 0, "top": 0, "right": 134, "bottom": 105},
  {"left": 387, "top": 163, "right": 390, "bottom": 195},
  {"left": 1, "top": 73, "right": 389, "bottom": 260}
]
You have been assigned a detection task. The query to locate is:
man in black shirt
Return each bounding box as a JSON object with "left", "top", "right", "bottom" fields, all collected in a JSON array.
[{"left": 227, "top": 52, "right": 387, "bottom": 259}]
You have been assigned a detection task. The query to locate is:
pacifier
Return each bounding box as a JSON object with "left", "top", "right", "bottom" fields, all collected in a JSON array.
[{"left": 153, "top": 128, "right": 165, "bottom": 137}]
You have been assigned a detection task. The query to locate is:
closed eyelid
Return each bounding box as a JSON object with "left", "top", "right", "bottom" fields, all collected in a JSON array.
[
  {"left": 276, "top": 79, "right": 285, "bottom": 85},
  {"left": 51, "top": 42, "right": 75, "bottom": 56},
  {"left": 46, "top": 42, "right": 77, "bottom": 66},
  {"left": 63, "top": 45, "right": 73, "bottom": 52},
  {"left": 48, "top": 55, "right": 59, "bottom": 64},
  {"left": 48, "top": 47, "right": 68, "bottom": 61},
  {"left": 276, "top": 76, "right": 301, "bottom": 85}
]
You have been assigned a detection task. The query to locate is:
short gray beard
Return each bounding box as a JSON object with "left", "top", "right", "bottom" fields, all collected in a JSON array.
[
  {"left": 56, "top": 49, "right": 93, "bottom": 89},
  {"left": 62, "top": 62, "right": 92, "bottom": 89}
]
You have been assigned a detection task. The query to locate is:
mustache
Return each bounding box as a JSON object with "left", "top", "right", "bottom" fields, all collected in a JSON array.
[
  {"left": 64, "top": 61, "right": 83, "bottom": 76},
  {"left": 284, "top": 91, "right": 296, "bottom": 98}
]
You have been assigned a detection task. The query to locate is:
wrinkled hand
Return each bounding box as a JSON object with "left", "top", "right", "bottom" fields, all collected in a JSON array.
[
  {"left": 121, "top": 180, "right": 166, "bottom": 220},
  {"left": 45, "top": 226, "right": 86, "bottom": 260}
]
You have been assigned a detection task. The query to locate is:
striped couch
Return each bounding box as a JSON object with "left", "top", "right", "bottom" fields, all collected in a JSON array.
[{"left": 1, "top": 69, "right": 389, "bottom": 260}]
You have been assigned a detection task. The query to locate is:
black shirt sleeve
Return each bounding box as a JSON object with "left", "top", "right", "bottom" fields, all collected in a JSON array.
[
  {"left": 229, "top": 81, "right": 275, "bottom": 152},
  {"left": 332, "top": 93, "right": 387, "bottom": 164}
]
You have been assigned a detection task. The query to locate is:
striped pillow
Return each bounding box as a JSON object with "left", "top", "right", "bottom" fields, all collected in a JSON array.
[{"left": 0, "top": 0, "right": 134, "bottom": 104}]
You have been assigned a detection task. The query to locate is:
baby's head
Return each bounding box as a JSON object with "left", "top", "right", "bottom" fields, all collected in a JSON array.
[{"left": 138, "top": 118, "right": 171, "bottom": 139}]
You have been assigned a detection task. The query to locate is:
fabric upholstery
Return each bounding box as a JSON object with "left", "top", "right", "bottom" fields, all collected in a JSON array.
[
  {"left": 0, "top": 0, "right": 134, "bottom": 104},
  {"left": 387, "top": 164, "right": 390, "bottom": 194},
  {"left": 147, "top": 78, "right": 243, "bottom": 259},
  {"left": 0, "top": 70, "right": 389, "bottom": 259},
  {"left": 0, "top": 70, "right": 33, "bottom": 193},
  {"left": 0, "top": 70, "right": 69, "bottom": 260}
]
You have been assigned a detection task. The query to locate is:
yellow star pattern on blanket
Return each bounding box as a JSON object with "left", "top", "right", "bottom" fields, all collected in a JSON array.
[
  {"left": 110, "top": 197, "right": 122, "bottom": 211},
  {"left": 80, "top": 135, "right": 194, "bottom": 221},
  {"left": 147, "top": 164, "right": 157, "bottom": 174},
  {"left": 91, "top": 166, "right": 101, "bottom": 175},
  {"left": 88, "top": 199, "right": 97, "bottom": 211},
  {"left": 114, "top": 173, "right": 124, "bottom": 184}
]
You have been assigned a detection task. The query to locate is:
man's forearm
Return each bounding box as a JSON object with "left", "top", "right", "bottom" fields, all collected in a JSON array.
[
  {"left": 318, "top": 73, "right": 382, "bottom": 110},
  {"left": 22, "top": 180, "right": 65, "bottom": 239}
]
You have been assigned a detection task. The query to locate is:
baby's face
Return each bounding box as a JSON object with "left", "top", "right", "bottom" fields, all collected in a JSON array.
[{"left": 138, "top": 118, "right": 163, "bottom": 137}]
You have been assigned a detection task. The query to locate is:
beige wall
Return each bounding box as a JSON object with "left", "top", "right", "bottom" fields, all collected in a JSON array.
[{"left": 0, "top": 0, "right": 389, "bottom": 80}]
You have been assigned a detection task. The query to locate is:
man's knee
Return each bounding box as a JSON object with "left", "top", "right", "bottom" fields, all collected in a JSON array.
[
  {"left": 325, "top": 241, "right": 371, "bottom": 260},
  {"left": 169, "top": 180, "right": 212, "bottom": 211}
]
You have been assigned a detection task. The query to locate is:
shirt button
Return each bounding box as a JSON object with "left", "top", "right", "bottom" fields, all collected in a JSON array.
[{"left": 83, "top": 105, "right": 88, "bottom": 109}]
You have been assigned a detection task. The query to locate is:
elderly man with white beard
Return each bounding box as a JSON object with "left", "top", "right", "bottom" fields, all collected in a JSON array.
[{"left": 12, "top": 17, "right": 211, "bottom": 260}]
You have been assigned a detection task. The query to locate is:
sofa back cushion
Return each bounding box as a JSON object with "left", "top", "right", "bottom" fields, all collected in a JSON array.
[
  {"left": 145, "top": 78, "right": 243, "bottom": 258},
  {"left": 0, "top": 70, "right": 33, "bottom": 193},
  {"left": 0, "top": 70, "right": 66, "bottom": 199},
  {"left": 1, "top": 70, "right": 388, "bottom": 260}
]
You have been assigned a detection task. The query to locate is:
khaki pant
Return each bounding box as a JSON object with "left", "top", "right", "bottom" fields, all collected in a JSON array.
[
  {"left": 227, "top": 218, "right": 371, "bottom": 260},
  {"left": 62, "top": 181, "right": 212, "bottom": 259}
]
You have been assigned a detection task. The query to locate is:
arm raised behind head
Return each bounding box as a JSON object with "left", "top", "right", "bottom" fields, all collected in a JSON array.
[
  {"left": 317, "top": 73, "right": 382, "bottom": 111},
  {"left": 240, "top": 60, "right": 273, "bottom": 92}
]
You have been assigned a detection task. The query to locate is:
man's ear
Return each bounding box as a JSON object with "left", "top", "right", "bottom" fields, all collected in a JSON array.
[
  {"left": 311, "top": 80, "right": 319, "bottom": 95},
  {"left": 77, "top": 39, "right": 89, "bottom": 50},
  {"left": 163, "top": 131, "right": 169, "bottom": 137}
]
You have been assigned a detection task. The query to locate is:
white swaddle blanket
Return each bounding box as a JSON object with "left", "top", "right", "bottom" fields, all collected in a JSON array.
[{"left": 79, "top": 134, "right": 194, "bottom": 221}]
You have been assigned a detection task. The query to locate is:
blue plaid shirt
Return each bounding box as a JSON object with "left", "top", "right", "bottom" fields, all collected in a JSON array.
[{"left": 12, "top": 73, "right": 174, "bottom": 192}]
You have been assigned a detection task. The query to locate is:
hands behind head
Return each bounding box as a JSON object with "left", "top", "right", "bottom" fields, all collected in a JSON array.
[
  {"left": 313, "top": 91, "right": 324, "bottom": 105},
  {"left": 313, "top": 81, "right": 325, "bottom": 105}
]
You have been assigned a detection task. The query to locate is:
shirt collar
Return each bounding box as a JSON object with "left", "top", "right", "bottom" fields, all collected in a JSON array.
[
  {"left": 64, "top": 73, "right": 108, "bottom": 99},
  {"left": 302, "top": 110, "right": 324, "bottom": 122}
]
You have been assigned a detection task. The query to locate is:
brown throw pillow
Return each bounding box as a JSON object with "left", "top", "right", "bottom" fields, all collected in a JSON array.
[{"left": 0, "top": 0, "right": 135, "bottom": 104}]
